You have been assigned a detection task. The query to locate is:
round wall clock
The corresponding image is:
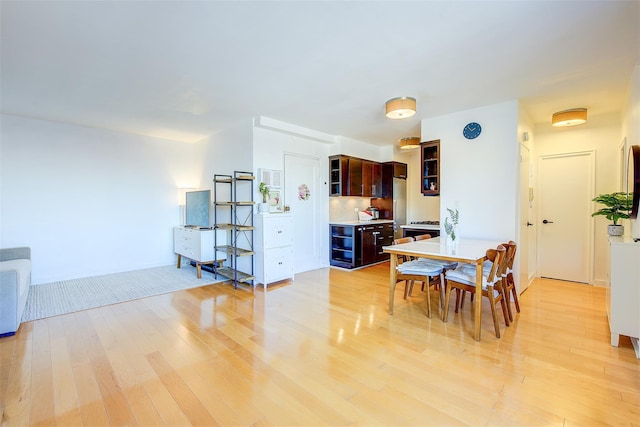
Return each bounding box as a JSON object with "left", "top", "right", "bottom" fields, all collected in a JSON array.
[{"left": 463, "top": 122, "right": 482, "bottom": 140}]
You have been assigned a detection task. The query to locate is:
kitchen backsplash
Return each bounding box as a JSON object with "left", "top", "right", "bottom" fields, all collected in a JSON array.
[{"left": 329, "top": 197, "right": 373, "bottom": 222}]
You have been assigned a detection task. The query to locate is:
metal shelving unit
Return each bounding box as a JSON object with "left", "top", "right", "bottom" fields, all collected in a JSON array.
[{"left": 213, "top": 171, "right": 255, "bottom": 289}]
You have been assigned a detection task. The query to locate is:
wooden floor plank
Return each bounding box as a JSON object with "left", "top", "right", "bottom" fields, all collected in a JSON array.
[{"left": 1, "top": 266, "right": 639, "bottom": 426}]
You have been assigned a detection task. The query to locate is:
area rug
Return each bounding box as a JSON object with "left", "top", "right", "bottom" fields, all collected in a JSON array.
[{"left": 22, "top": 264, "right": 223, "bottom": 322}]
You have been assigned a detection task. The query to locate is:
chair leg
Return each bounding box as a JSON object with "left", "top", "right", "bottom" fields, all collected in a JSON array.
[
  {"left": 443, "top": 282, "right": 452, "bottom": 322},
  {"left": 499, "top": 279, "right": 511, "bottom": 326},
  {"left": 504, "top": 286, "right": 514, "bottom": 322},
  {"left": 509, "top": 274, "right": 521, "bottom": 313},
  {"left": 500, "top": 295, "right": 510, "bottom": 327},
  {"left": 404, "top": 280, "right": 412, "bottom": 299},
  {"left": 454, "top": 288, "right": 461, "bottom": 313},
  {"left": 424, "top": 277, "right": 432, "bottom": 319},
  {"left": 438, "top": 273, "right": 446, "bottom": 311},
  {"left": 487, "top": 287, "right": 501, "bottom": 338}
]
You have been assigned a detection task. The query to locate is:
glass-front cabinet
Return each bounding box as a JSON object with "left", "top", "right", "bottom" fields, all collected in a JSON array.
[{"left": 421, "top": 139, "right": 440, "bottom": 196}]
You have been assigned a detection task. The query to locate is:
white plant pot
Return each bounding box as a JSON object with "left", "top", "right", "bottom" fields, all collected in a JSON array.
[
  {"left": 608, "top": 224, "right": 624, "bottom": 236},
  {"left": 258, "top": 202, "right": 270, "bottom": 213}
]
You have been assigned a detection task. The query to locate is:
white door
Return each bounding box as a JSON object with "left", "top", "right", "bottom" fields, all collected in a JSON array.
[
  {"left": 284, "top": 154, "right": 322, "bottom": 273},
  {"left": 538, "top": 152, "right": 594, "bottom": 283},
  {"left": 518, "top": 143, "right": 532, "bottom": 293}
]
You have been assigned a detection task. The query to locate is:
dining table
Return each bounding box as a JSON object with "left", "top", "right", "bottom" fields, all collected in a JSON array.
[{"left": 383, "top": 236, "right": 503, "bottom": 341}]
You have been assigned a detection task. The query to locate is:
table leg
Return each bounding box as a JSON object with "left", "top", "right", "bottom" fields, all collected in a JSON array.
[
  {"left": 177, "top": 254, "right": 181, "bottom": 269},
  {"left": 474, "top": 260, "right": 482, "bottom": 341},
  {"left": 388, "top": 253, "right": 398, "bottom": 315}
]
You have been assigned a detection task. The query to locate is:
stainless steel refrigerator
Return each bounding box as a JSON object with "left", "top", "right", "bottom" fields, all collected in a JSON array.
[{"left": 370, "top": 162, "right": 407, "bottom": 239}]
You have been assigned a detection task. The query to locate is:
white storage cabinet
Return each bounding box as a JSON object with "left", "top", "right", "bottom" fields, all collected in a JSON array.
[
  {"left": 608, "top": 236, "right": 640, "bottom": 358},
  {"left": 254, "top": 213, "right": 294, "bottom": 288},
  {"left": 174, "top": 227, "right": 216, "bottom": 278}
]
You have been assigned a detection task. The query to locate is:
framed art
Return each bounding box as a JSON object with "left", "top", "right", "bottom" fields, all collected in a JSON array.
[
  {"left": 268, "top": 190, "right": 283, "bottom": 213},
  {"left": 259, "top": 168, "right": 282, "bottom": 189}
]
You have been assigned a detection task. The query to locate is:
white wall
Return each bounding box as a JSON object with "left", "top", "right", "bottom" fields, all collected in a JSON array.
[
  {"left": 404, "top": 145, "right": 440, "bottom": 222},
  {"left": 421, "top": 100, "right": 519, "bottom": 242},
  {"left": 517, "top": 103, "right": 536, "bottom": 288},
  {"left": 0, "top": 114, "right": 198, "bottom": 284},
  {"left": 252, "top": 124, "right": 332, "bottom": 266},
  {"left": 534, "top": 112, "right": 622, "bottom": 286},
  {"left": 622, "top": 62, "right": 640, "bottom": 239}
]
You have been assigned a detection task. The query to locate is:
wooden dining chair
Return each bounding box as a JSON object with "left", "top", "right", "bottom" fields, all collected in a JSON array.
[
  {"left": 407, "top": 233, "right": 458, "bottom": 309},
  {"left": 392, "top": 237, "right": 444, "bottom": 318},
  {"left": 413, "top": 234, "right": 432, "bottom": 241},
  {"left": 443, "top": 245, "right": 509, "bottom": 338},
  {"left": 392, "top": 237, "right": 420, "bottom": 300},
  {"left": 458, "top": 241, "right": 516, "bottom": 327},
  {"left": 405, "top": 233, "right": 432, "bottom": 296},
  {"left": 502, "top": 241, "right": 520, "bottom": 322}
]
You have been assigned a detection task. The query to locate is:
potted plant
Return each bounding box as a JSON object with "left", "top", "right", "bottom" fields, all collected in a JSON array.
[
  {"left": 591, "top": 192, "right": 632, "bottom": 236},
  {"left": 444, "top": 207, "right": 459, "bottom": 245},
  {"left": 258, "top": 182, "right": 270, "bottom": 213}
]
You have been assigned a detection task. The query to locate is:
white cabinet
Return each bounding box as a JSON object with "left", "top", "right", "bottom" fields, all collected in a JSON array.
[
  {"left": 608, "top": 236, "right": 640, "bottom": 358},
  {"left": 174, "top": 227, "right": 222, "bottom": 278},
  {"left": 254, "top": 213, "right": 294, "bottom": 288}
]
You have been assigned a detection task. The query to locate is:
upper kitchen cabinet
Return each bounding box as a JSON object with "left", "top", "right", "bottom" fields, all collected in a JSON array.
[
  {"left": 421, "top": 140, "right": 440, "bottom": 196},
  {"left": 329, "top": 155, "right": 348, "bottom": 196},
  {"left": 361, "top": 160, "right": 382, "bottom": 197},
  {"left": 388, "top": 161, "right": 407, "bottom": 179},
  {"left": 329, "top": 155, "right": 382, "bottom": 197}
]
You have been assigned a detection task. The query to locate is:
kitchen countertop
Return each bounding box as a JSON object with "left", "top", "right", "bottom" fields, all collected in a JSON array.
[
  {"left": 330, "top": 220, "right": 394, "bottom": 226},
  {"left": 400, "top": 223, "right": 441, "bottom": 230}
]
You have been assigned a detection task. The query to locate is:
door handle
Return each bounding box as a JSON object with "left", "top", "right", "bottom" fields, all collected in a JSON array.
[
  {"left": 542, "top": 219, "right": 554, "bottom": 224},
  {"left": 527, "top": 222, "right": 534, "bottom": 226}
]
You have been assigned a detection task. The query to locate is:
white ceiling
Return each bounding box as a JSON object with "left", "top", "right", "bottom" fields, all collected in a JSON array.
[{"left": 1, "top": 1, "right": 639, "bottom": 145}]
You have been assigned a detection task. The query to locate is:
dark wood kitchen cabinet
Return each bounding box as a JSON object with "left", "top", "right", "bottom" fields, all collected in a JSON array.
[
  {"left": 421, "top": 139, "right": 440, "bottom": 196},
  {"left": 329, "top": 156, "right": 348, "bottom": 196},
  {"left": 330, "top": 225, "right": 356, "bottom": 268},
  {"left": 359, "top": 223, "right": 394, "bottom": 264},
  {"left": 330, "top": 222, "right": 393, "bottom": 268},
  {"left": 329, "top": 155, "right": 382, "bottom": 197}
]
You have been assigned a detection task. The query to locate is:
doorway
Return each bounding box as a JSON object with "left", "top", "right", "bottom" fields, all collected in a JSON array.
[
  {"left": 538, "top": 151, "right": 594, "bottom": 283},
  {"left": 518, "top": 143, "right": 533, "bottom": 293},
  {"left": 284, "top": 153, "right": 322, "bottom": 273}
]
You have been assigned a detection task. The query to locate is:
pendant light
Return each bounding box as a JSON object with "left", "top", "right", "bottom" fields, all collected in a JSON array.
[
  {"left": 552, "top": 108, "right": 587, "bottom": 127},
  {"left": 385, "top": 97, "right": 416, "bottom": 119},
  {"left": 399, "top": 137, "right": 420, "bottom": 150}
]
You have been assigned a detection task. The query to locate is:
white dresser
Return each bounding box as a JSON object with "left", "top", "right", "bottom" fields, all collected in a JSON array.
[
  {"left": 173, "top": 227, "right": 221, "bottom": 278},
  {"left": 608, "top": 236, "right": 640, "bottom": 358},
  {"left": 254, "top": 213, "right": 294, "bottom": 288}
]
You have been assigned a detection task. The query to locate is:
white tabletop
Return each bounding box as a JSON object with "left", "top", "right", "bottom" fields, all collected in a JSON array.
[{"left": 383, "top": 237, "right": 504, "bottom": 263}]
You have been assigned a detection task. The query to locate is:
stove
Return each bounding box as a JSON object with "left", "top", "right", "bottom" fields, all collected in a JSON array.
[{"left": 400, "top": 220, "right": 441, "bottom": 237}]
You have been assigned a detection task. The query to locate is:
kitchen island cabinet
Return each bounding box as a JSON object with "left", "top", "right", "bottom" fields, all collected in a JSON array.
[{"left": 330, "top": 220, "right": 394, "bottom": 268}]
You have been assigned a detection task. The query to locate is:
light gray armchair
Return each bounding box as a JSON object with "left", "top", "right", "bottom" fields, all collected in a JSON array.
[{"left": 0, "top": 247, "right": 31, "bottom": 337}]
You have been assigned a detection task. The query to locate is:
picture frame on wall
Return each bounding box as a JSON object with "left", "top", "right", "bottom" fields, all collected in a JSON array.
[
  {"left": 259, "top": 168, "right": 282, "bottom": 189},
  {"left": 268, "top": 190, "right": 283, "bottom": 213}
]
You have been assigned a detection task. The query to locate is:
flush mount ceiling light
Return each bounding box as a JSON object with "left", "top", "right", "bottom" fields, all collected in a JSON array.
[
  {"left": 399, "top": 136, "right": 420, "bottom": 150},
  {"left": 552, "top": 108, "right": 587, "bottom": 127},
  {"left": 385, "top": 97, "right": 416, "bottom": 119}
]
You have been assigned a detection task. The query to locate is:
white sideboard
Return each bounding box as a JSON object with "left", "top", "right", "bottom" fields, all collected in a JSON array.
[
  {"left": 174, "top": 227, "right": 223, "bottom": 278},
  {"left": 254, "top": 213, "right": 294, "bottom": 288},
  {"left": 608, "top": 236, "right": 640, "bottom": 358}
]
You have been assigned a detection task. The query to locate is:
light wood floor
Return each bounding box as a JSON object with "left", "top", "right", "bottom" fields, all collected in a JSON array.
[{"left": 1, "top": 263, "right": 639, "bottom": 426}]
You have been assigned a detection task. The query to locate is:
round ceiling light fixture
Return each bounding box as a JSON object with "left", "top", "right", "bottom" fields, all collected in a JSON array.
[
  {"left": 385, "top": 97, "right": 416, "bottom": 119},
  {"left": 399, "top": 136, "right": 420, "bottom": 150},
  {"left": 552, "top": 108, "right": 587, "bottom": 127}
]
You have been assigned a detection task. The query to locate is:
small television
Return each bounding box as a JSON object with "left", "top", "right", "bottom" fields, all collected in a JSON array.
[{"left": 185, "top": 190, "right": 211, "bottom": 228}]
